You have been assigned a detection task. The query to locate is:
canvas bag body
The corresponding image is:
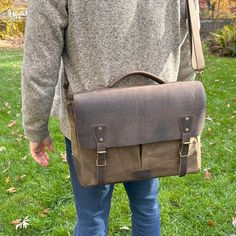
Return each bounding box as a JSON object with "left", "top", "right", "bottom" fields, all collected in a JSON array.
[{"left": 67, "top": 80, "right": 206, "bottom": 187}]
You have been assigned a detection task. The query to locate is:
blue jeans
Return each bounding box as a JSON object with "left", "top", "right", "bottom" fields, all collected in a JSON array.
[{"left": 65, "top": 137, "right": 161, "bottom": 236}]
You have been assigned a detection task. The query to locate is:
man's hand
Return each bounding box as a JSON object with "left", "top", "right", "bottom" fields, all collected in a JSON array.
[{"left": 29, "top": 136, "right": 55, "bottom": 167}]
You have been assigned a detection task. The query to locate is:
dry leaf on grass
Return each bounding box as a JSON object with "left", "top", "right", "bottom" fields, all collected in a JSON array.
[
  {"left": 15, "top": 216, "right": 30, "bottom": 230},
  {"left": 7, "top": 187, "right": 16, "bottom": 193},
  {"left": 40, "top": 208, "right": 50, "bottom": 217},
  {"left": 119, "top": 226, "right": 130, "bottom": 231},
  {"left": 11, "top": 219, "right": 21, "bottom": 225},
  {"left": 206, "top": 116, "right": 213, "bottom": 121},
  {"left": 4, "top": 102, "right": 11, "bottom": 109},
  {"left": 207, "top": 128, "right": 212, "bottom": 135},
  {"left": 22, "top": 155, "right": 27, "bottom": 160},
  {"left": 7, "top": 120, "right": 16, "bottom": 128},
  {"left": 204, "top": 170, "right": 211, "bottom": 180},
  {"left": 0, "top": 146, "right": 6, "bottom": 153},
  {"left": 232, "top": 217, "right": 236, "bottom": 226},
  {"left": 208, "top": 220, "right": 215, "bottom": 227},
  {"left": 61, "top": 153, "right": 67, "bottom": 163},
  {"left": 5, "top": 176, "right": 10, "bottom": 183}
]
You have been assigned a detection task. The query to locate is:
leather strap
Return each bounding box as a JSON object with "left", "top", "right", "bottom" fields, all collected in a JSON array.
[
  {"left": 187, "top": 0, "right": 205, "bottom": 72},
  {"left": 179, "top": 116, "right": 193, "bottom": 176},
  {"left": 92, "top": 125, "right": 108, "bottom": 185}
]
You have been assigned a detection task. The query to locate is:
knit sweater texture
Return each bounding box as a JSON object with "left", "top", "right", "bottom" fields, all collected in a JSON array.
[{"left": 22, "top": 0, "right": 199, "bottom": 142}]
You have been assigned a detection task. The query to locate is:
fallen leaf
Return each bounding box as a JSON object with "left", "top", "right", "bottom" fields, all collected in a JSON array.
[
  {"left": 11, "top": 219, "right": 21, "bottom": 225},
  {"left": 226, "top": 104, "right": 231, "bottom": 108},
  {"left": 204, "top": 170, "right": 211, "bottom": 180},
  {"left": 5, "top": 176, "right": 10, "bottom": 183},
  {"left": 7, "top": 120, "right": 16, "bottom": 128},
  {"left": 209, "top": 142, "right": 216, "bottom": 146},
  {"left": 7, "top": 187, "right": 16, "bottom": 193},
  {"left": 232, "top": 217, "right": 236, "bottom": 226},
  {"left": 15, "top": 216, "right": 30, "bottom": 230},
  {"left": 208, "top": 220, "right": 215, "bottom": 227},
  {"left": 22, "top": 155, "right": 27, "bottom": 160},
  {"left": 119, "top": 226, "right": 130, "bottom": 231},
  {"left": 61, "top": 153, "right": 67, "bottom": 163},
  {"left": 0, "top": 146, "right": 6, "bottom": 153},
  {"left": 16, "top": 137, "right": 22, "bottom": 143},
  {"left": 207, "top": 128, "right": 212, "bottom": 135},
  {"left": 4, "top": 102, "right": 11, "bottom": 109},
  {"left": 40, "top": 208, "right": 50, "bottom": 217},
  {"left": 206, "top": 116, "right": 213, "bottom": 121},
  {"left": 43, "top": 208, "right": 49, "bottom": 214}
]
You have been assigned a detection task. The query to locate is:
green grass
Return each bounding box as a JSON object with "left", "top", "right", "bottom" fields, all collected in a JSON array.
[{"left": 0, "top": 48, "right": 235, "bottom": 236}]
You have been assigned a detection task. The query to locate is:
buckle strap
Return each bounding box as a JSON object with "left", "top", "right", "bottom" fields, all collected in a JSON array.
[
  {"left": 179, "top": 116, "right": 192, "bottom": 177},
  {"left": 92, "top": 125, "right": 108, "bottom": 185}
]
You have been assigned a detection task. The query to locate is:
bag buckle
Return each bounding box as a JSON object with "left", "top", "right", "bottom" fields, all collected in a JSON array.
[
  {"left": 179, "top": 141, "right": 191, "bottom": 158},
  {"left": 96, "top": 151, "right": 107, "bottom": 167}
]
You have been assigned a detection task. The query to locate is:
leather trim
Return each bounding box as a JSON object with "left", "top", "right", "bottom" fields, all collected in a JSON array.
[{"left": 73, "top": 81, "right": 206, "bottom": 149}]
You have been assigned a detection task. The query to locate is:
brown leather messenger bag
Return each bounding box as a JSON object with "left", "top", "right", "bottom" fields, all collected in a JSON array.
[{"left": 65, "top": 0, "right": 206, "bottom": 187}]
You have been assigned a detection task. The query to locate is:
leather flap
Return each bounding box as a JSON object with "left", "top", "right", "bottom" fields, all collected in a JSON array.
[{"left": 73, "top": 81, "right": 206, "bottom": 149}]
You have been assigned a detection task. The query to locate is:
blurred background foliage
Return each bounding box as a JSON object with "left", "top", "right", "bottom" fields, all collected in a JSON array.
[{"left": 0, "top": 0, "right": 26, "bottom": 40}]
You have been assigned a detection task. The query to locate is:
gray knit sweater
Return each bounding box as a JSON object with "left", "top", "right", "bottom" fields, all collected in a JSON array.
[{"left": 22, "top": 0, "right": 199, "bottom": 142}]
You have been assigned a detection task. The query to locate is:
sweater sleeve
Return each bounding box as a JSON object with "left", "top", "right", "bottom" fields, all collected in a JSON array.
[{"left": 21, "top": 0, "right": 68, "bottom": 142}]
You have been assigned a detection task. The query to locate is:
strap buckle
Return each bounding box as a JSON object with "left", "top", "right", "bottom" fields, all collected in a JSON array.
[
  {"left": 96, "top": 151, "right": 107, "bottom": 167},
  {"left": 179, "top": 151, "right": 190, "bottom": 158},
  {"left": 179, "top": 141, "right": 191, "bottom": 158}
]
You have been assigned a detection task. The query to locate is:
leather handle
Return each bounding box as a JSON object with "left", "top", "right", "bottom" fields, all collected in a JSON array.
[{"left": 107, "top": 71, "right": 166, "bottom": 88}]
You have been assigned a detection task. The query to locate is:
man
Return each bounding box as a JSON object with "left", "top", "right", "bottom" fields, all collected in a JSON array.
[{"left": 22, "top": 1, "right": 199, "bottom": 235}]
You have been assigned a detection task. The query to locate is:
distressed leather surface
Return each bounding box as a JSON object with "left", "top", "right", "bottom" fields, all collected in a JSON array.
[{"left": 73, "top": 81, "right": 206, "bottom": 149}]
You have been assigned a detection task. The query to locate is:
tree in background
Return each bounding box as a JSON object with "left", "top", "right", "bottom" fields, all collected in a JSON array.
[
  {"left": 0, "top": 0, "right": 27, "bottom": 40},
  {"left": 200, "top": 0, "right": 236, "bottom": 18}
]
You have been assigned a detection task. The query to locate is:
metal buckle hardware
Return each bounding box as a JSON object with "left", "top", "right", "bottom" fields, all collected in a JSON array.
[
  {"left": 96, "top": 151, "right": 107, "bottom": 167},
  {"left": 96, "top": 159, "right": 107, "bottom": 167},
  {"left": 182, "top": 141, "right": 191, "bottom": 145},
  {"left": 97, "top": 150, "right": 106, "bottom": 154},
  {"left": 179, "top": 151, "right": 190, "bottom": 158}
]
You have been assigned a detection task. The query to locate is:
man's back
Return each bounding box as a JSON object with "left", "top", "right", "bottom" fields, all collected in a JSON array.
[{"left": 22, "top": 0, "right": 196, "bottom": 141}]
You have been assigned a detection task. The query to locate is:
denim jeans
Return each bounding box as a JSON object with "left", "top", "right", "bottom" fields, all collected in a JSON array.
[{"left": 65, "top": 137, "right": 161, "bottom": 236}]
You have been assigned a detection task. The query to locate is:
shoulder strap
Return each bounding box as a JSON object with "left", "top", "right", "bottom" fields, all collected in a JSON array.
[{"left": 186, "top": 0, "right": 205, "bottom": 72}]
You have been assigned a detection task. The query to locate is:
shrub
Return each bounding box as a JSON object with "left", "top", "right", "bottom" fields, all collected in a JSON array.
[
  {"left": 208, "top": 23, "right": 236, "bottom": 57},
  {"left": 0, "top": 19, "right": 25, "bottom": 40}
]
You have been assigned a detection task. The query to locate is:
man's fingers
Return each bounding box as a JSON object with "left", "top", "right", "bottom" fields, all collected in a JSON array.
[
  {"left": 47, "top": 143, "right": 55, "bottom": 153},
  {"left": 32, "top": 151, "right": 49, "bottom": 167},
  {"left": 29, "top": 136, "right": 54, "bottom": 166}
]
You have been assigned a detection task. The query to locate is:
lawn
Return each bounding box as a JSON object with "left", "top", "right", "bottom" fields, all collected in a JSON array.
[{"left": 0, "top": 48, "right": 235, "bottom": 236}]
